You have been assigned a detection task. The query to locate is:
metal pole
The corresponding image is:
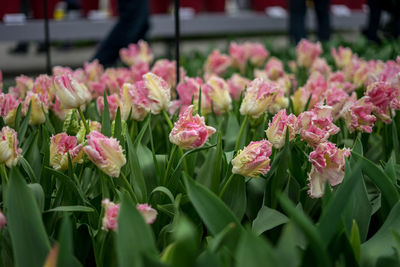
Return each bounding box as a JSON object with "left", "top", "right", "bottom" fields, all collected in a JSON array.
[
  {"left": 174, "top": 0, "right": 180, "bottom": 85},
  {"left": 43, "top": 0, "right": 51, "bottom": 75}
]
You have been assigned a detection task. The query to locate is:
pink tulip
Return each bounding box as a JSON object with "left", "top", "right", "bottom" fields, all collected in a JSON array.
[
  {"left": 136, "top": 204, "right": 158, "bottom": 224},
  {"left": 84, "top": 131, "right": 126, "bottom": 177},
  {"left": 203, "top": 50, "right": 231, "bottom": 79},
  {"left": 296, "top": 105, "right": 340, "bottom": 147},
  {"left": 366, "top": 81, "right": 399, "bottom": 123},
  {"left": 102, "top": 199, "right": 120, "bottom": 231},
  {"left": 23, "top": 92, "right": 48, "bottom": 125},
  {"left": 325, "top": 86, "right": 350, "bottom": 120},
  {"left": 143, "top": 72, "right": 171, "bottom": 114},
  {"left": 328, "top": 71, "right": 356, "bottom": 93},
  {"left": 266, "top": 109, "right": 297, "bottom": 149},
  {"left": 229, "top": 42, "right": 247, "bottom": 73},
  {"left": 245, "top": 42, "right": 269, "bottom": 66},
  {"left": 227, "top": 74, "right": 250, "bottom": 100},
  {"left": 119, "top": 40, "right": 154, "bottom": 66},
  {"left": 169, "top": 105, "right": 216, "bottom": 149},
  {"left": 120, "top": 82, "right": 151, "bottom": 121},
  {"left": 50, "top": 133, "right": 83, "bottom": 170},
  {"left": 0, "top": 93, "right": 21, "bottom": 125},
  {"left": 130, "top": 61, "right": 149, "bottom": 82},
  {"left": 8, "top": 75, "right": 34, "bottom": 99},
  {"left": 84, "top": 59, "right": 104, "bottom": 82},
  {"left": 240, "top": 78, "right": 287, "bottom": 118},
  {"left": 0, "top": 209, "right": 6, "bottom": 229},
  {"left": 176, "top": 77, "right": 203, "bottom": 105},
  {"left": 231, "top": 140, "right": 273, "bottom": 177},
  {"left": 0, "top": 126, "right": 22, "bottom": 168},
  {"left": 296, "top": 39, "right": 322, "bottom": 68},
  {"left": 265, "top": 57, "right": 284, "bottom": 80},
  {"left": 310, "top": 58, "right": 331, "bottom": 77},
  {"left": 96, "top": 94, "right": 122, "bottom": 121},
  {"left": 53, "top": 74, "right": 91, "bottom": 109},
  {"left": 308, "top": 142, "right": 351, "bottom": 198},
  {"left": 331, "top": 46, "right": 352, "bottom": 69},
  {"left": 32, "top": 75, "right": 52, "bottom": 99},
  {"left": 203, "top": 76, "right": 232, "bottom": 114},
  {"left": 151, "top": 59, "right": 185, "bottom": 89},
  {"left": 343, "top": 96, "right": 376, "bottom": 133}
]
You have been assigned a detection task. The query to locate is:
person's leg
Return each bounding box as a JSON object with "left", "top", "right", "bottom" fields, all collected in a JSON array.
[
  {"left": 364, "top": 0, "right": 382, "bottom": 42},
  {"left": 314, "top": 0, "right": 331, "bottom": 41},
  {"left": 288, "top": 0, "right": 307, "bottom": 44},
  {"left": 93, "top": 0, "right": 150, "bottom": 67}
]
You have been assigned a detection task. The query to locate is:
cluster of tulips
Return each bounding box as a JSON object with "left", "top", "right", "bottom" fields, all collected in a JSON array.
[{"left": 0, "top": 38, "right": 399, "bottom": 266}]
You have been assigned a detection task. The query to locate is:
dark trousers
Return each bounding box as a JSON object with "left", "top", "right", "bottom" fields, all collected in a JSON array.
[
  {"left": 288, "top": 0, "right": 331, "bottom": 44},
  {"left": 93, "top": 0, "right": 150, "bottom": 67}
]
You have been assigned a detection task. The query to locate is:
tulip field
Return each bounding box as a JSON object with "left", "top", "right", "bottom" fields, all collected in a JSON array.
[{"left": 0, "top": 38, "right": 400, "bottom": 267}]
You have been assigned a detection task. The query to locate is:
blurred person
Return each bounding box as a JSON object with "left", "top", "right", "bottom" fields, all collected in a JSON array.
[
  {"left": 288, "top": 0, "right": 331, "bottom": 44},
  {"left": 364, "top": 0, "right": 400, "bottom": 43},
  {"left": 92, "top": 0, "right": 150, "bottom": 67}
]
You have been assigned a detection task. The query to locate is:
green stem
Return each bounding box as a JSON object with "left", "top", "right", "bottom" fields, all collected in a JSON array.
[
  {"left": 162, "top": 110, "right": 174, "bottom": 130},
  {"left": 234, "top": 115, "right": 248, "bottom": 152},
  {"left": 130, "top": 120, "right": 137, "bottom": 140},
  {"left": 178, "top": 148, "right": 189, "bottom": 174},
  {"left": 0, "top": 164, "right": 8, "bottom": 185},
  {"left": 120, "top": 172, "right": 137, "bottom": 203},
  {"left": 219, "top": 173, "right": 235, "bottom": 198},
  {"left": 77, "top": 106, "right": 90, "bottom": 134},
  {"left": 163, "top": 145, "right": 178, "bottom": 185}
]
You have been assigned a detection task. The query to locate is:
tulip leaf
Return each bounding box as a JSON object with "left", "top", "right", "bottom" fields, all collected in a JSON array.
[
  {"left": 361, "top": 202, "right": 400, "bottom": 266},
  {"left": 252, "top": 206, "right": 289, "bottom": 235},
  {"left": 183, "top": 173, "right": 242, "bottom": 235},
  {"left": 101, "top": 91, "right": 111, "bottom": 137},
  {"left": 352, "top": 152, "right": 400, "bottom": 208},
  {"left": 221, "top": 174, "right": 247, "bottom": 220},
  {"left": 45, "top": 205, "right": 95, "bottom": 213},
  {"left": 236, "top": 230, "right": 279, "bottom": 267},
  {"left": 349, "top": 220, "right": 361, "bottom": 263},
  {"left": 13, "top": 103, "right": 22, "bottom": 131},
  {"left": 113, "top": 107, "right": 123, "bottom": 143},
  {"left": 224, "top": 113, "right": 240, "bottom": 152},
  {"left": 19, "top": 157, "right": 38, "bottom": 183},
  {"left": 57, "top": 216, "right": 81, "bottom": 267},
  {"left": 279, "top": 195, "right": 330, "bottom": 266},
  {"left": 116, "top": 193, "right": 158, "bottom": 267},
  {"left": 18, "top": 101, "right": 31, "bottom": 142},
  {"left": 7, "top": 168, "right": 50, "bottom": 267}
]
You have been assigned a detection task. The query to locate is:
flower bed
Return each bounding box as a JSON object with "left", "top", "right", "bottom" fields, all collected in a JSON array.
[{"left": 0, "top": 39, "right": 399, "bottom": 266}]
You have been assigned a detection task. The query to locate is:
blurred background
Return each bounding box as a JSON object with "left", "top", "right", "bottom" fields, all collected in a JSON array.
[{"left": 0, "top": 0, "right": 399, "bottom": 79}]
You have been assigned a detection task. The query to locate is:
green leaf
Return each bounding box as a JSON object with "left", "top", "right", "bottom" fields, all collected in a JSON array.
[
  {"left": 116, "top": 193, "right": 158, "bottom": 267},
  {"left": 7, "top": 168, "right": 50, "bottom": 267},
  {"left": 57, "top": 216, "right": 80, "bottom": 267},
  {"left": 221, "top": 175, "right": 247, "bottom": 220},
  {"left": 19, "top": 157, "right": 38, "bottom": 183},
  {"left": 276, "top": 222, "right": 304, "bottom": 267},
  {"left": 13, "top": 103, "right": 22, "bottom": 132},
  {"left": 113, "top": 107, "right": 123, "bottom": 143},
  {"left": 126, "top": 132, "right": 147, "bottom": 202},
  {"left": 101, "top": 90, "right": 111, "bottom": 137},
  {"left": 197, "top": 132, "right": 223, "bottom": 193},
  {"left": 27, "top": 183, "right": 45, "bottom": 213},
  {"left": 252, "top": 206, "right": 289, "bottom": 235},
  {"left": 352, "top": 152, "right": 400, "bottom": 208},
  {"left": 45, "top": 205, "right": 95, "bottom": 213},
  {"left": 361, "top": 202, "right": 400, "bottom": 266},
  {"left": 150, "top": 186, "right": 175, "bottom": 204},
  {"left": 236, "top": 230, "right": 279, "bottom": 267},
  {"left": 318, "top": 160, "right": 363, "bottom": 244},
  {"left": 18, "top": 101, "right": 31, "bottom": 142},
  {"left": 183, "top": 173, "right": 242, "bottom": 235},
  {"left": 279, "top": 195, "right": 330, "bottom": 266},
  {"left": 224, "top": 113, "right": 240, "bottom": 151},
  {"left": 349, "top": 220, "right": 361, "bottom": 263}
]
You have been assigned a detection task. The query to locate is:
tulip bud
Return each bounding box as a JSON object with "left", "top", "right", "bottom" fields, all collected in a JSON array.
[
  {"left": 240, "top": 78, "right": 285, "bottom": 118},
  {"left": 53, "top": 74, "right": 91, "bottom": 109},
  {"left": 24, "top": 92, "right": 47, "bottom": 125},
  {"left": 63, "top": 110, "right": 80, "bottom": 135},
  {"left": 331, "top": 46, "right": 352, "bottom": 70},
  {"left": 203, "top": 50, "right": 231, "bottom": 79},
  {"left": 296, "top": 39, "right": 322, "bottom": 68},
  {"left": 265, "top": 57, "right": 284, "bottom": 81},
  {"left": 84, "top": 131, "right": 126, "bottom": 177},
  {"left": 102, "top": 198, "right": 120, "bottom": 231},
  {"left": 0, "top": 209, "right": 6, "bottom": 229},
  {"left": 169, "top": 105, "right": 216, "bottom": 149},
  {"left": 231, "top": 140, "right": 273, "bottom": 177},
  {"left": 266, "top": 110, "right": 297, "bottom": 149},
  {"left": 120, "top": 40, "right": 154, "bottom": 67},
  {"left": 84, "top": 59, "right": 104, "bottom": 82},
  {"left": 120, "top": 82, "right": 151, "bottom": 121},
  {"left": 204, "top": 76, "right": 232, "bottom": 114},
  {"left": 0, "top": 126, "right": 22, "bottom": 168},
  {"left": 143, "top": 72, "right": 171, "bottom": 114},
  {"left": 76, "top": 120, "right": 101, "bottom": 143},
  {"left": 227, "top": 74, "right": 250, "bottom": 101},
  {"left": 50, "top": 133, "right": 83, "bottom": 171},
  {"left": 137, "top": 204, "right": 158, "bottom": 224},
  {"left": 308, "top": 142, "right": 351, "bottom": 198},
  {"left": 151, "top": 59, "right": 185, "bottom": 89}
]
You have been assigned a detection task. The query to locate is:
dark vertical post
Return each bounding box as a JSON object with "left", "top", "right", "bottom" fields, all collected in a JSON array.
[
  {"left": 43, "top": 0, "right": 51, "bottom": 75},
  {"left": 174, "top": 0, "right": 180, "bottom": 85}
]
